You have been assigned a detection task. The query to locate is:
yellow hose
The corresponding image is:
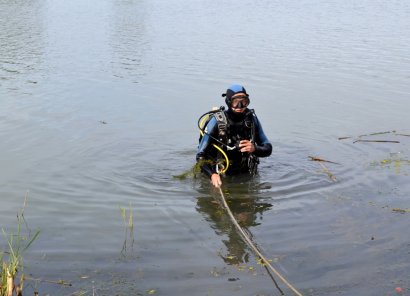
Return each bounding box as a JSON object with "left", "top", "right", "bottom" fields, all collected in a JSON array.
[
  {"left": 211, "top": 144, "right": 229, "bottom": 173},
  {"left": 199, "top": 114, "right": 229, "bottom": 174}
]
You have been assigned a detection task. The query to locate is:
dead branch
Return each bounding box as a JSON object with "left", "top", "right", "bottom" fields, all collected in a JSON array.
[
  {"left": 308, "top": 156, "right": 341, "bottom": 165},
  {"left": 318, "top": 162, "right": 337, "bottom": 182},
  {"left": 353, "top": 140, "right": 400, "bottom": 144}
]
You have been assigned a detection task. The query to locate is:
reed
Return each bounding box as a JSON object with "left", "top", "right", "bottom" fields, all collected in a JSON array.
[
  {"left": 0, "top": 195, "right": 40, "bottom": 296},
  {"left": 120, "top": 203, "right": 135, "bottom": 256}
]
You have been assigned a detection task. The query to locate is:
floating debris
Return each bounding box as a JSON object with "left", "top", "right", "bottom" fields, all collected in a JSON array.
[
  {"left": 392, "top": 208, "right": 410, "bottom": 213},
  {"left": 309, "top": 156, "right": 338, "bottom": 181},
  {"left": 395, "top": 287, "right": 403, "bottom": 293},
  {"left": 353, "top": 139, "right": 400, "bottom": 144},
  {"left": 26, "top": 276, "right": 72, "bottom": 286},
  {"left": 338, "top": 130, "right": 410, "bottom": 144},
  {"left": 308, "top": 156, "right": 341, "bottom": 165}
]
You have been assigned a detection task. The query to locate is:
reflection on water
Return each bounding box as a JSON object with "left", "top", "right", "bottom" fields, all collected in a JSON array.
[
  {"left": 110, "top": 0, "right": 151, "bottom": 82},
  {"left": 196, "top": 177, "right": 272, "bottom": 265},
  {"left": 0, "top": 0, "right": 45, "bottom": 90}
]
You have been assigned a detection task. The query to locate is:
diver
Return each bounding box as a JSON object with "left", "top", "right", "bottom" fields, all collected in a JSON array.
[{"left": 196, "top": 84, "right": 272, "bottom": 187}]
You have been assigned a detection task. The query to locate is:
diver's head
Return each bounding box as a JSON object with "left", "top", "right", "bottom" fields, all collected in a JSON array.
[{"left": 222, "top": 84, "right": 250, "bottom": 113}]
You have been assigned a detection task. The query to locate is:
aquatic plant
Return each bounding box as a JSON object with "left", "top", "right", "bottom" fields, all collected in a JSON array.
[
  {"left": 120, "top": 203, "right": 134, "bottom": 256},
  {"left": 173, "top": 159, "right": 214, "bottom": 180},
  {"left": 0, "top": 195, "right": 40, "bottom": 296}
]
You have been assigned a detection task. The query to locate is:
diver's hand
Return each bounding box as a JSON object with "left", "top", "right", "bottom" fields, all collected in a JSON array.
[
  {"left": 211, "top": 173, "right": 222, "bottom": 188},
  {"left": 239, "top": 140, "right": 255, "bottom": 153}
]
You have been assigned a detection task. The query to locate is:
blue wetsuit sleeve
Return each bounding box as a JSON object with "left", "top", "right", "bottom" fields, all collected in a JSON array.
[
  {"left": 196, "top": 117, "right": 218, "bottom": 177},
  {"left": 253, "top": 116, "right": 272, "bottom": 157}
]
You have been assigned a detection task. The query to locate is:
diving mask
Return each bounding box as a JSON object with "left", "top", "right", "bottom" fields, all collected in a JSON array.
[{"left": 231, "top": 96, "right": 250, "bottom": 108}]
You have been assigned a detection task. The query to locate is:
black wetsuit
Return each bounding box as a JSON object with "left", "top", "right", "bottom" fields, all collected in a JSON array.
[{"left": 196, "top": 108, "right": 272, "bottom": 177}]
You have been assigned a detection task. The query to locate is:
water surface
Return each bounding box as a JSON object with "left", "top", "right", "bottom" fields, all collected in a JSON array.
[{"left": 1, "top": 0, "right": 410, "bottom": 295}]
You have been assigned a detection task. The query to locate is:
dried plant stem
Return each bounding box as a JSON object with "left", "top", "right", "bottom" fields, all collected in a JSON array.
[
  {"left": 15, "top": 284, "right": 22, "bottom": 296},
  {"left": 353, "top": 140, "right": 399, "bottom": 144},
  {"left": 308, "top": 156, "right": 340, "bottom": 165},
  {"left": 364, "top": 130, "right": 396, "bottom": 137},
  {"left": 318, "top": 162, "right": 337, "bottom": 182},
  {"left": 6, "top": 269, "right": 13, "bottom": 296},
  {"left": 308, "top": 156, "right": 338, "bottom": 181}
]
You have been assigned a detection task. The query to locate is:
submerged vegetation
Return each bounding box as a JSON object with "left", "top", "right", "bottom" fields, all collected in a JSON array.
[
  {"left": 0, "top": 195, "right": 40, "bottom": 296},
  {"left": 173, "top": 159, "right": 213, "bottom": 180},
  {"left": 120, "top": 203, "right": 135, "bottom": 256}
]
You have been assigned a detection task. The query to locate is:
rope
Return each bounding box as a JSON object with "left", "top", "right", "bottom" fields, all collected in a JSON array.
[{"left": 217, "top": 187, "right": 303, "bottom": 296}]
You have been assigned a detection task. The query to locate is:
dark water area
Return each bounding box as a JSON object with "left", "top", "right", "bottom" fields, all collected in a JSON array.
[{"left": 1, "top": 0, "right": 410, "bottom": 295}]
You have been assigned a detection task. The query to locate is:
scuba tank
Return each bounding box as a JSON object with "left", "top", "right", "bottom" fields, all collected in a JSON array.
[
  {"left": 197, "top": 106, "right": 231, "bottom": 174},
  {"left": 198, "top": 106, "right": 226, "bottom": 143}
]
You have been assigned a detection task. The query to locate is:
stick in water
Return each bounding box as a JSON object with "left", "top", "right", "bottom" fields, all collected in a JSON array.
[{"left": 353, "top": 140, "right": 399, "bottom": 144}]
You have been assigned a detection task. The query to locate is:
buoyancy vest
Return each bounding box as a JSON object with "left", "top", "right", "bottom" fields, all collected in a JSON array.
[{"left": 198, "top": 108, "right": 259, "bottom": 175}]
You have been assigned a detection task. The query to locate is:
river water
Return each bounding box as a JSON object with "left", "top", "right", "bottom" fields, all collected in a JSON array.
[{"left": 1, "top": 0, "right": 409, "bottom": 295}]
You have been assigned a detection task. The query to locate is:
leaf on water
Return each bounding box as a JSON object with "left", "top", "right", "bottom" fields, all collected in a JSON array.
[{"left": 148, "top": 289, "right": 157, "bottom": 294}]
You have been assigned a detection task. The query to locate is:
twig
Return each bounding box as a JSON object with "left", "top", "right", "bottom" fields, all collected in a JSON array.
[
  {"left": 395, "top": 134, "right": 410, "bottom": 137},
  {"left": 361, "top": 130, "right": 396, "bottom": 137},
  {"left": 308, "top": 156, "right": 338, "bottom": 181},
  {"left": 392, "top": 208, "right": 410, "bottom": 213},
  {"left": 308, "top": 156, "right": 340, "bottom": 165},
  {"left": 339, "top": 130, "right": 396, "bottom": 140},
  {"left": 21, "top": 191, "right": 31, "bottom": 237},
  {"left": 353, "top": 140, "right": 400, "bottom": 144},
  {"left": 318, "top": 162, "right": 337, "bottom": 182}
]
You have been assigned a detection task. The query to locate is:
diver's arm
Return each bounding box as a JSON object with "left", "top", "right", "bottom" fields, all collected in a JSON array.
[
  {"left": 196, "top": 118, "right": 218, "bottom": 178},
  {"left": 253, "top": 117, "right": 272, "bottom": 157}
]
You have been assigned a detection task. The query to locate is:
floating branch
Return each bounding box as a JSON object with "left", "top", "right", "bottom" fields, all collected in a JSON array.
[
  {"left": 353, "top": 140, "right": 400, "bottom": 144},
  {"left": 362, "top": 130, "right": 396, "bottom": 137},
  {"left": 318, "top": 162, "right": 337, "bottom": 182},
  {"left": 308, "top": 156, "right": 341, "bottom": 165},
  {"left": 308, "top": 156, "right": 338, "bottom": 181},
  {"left": 339, "top": 130, "right": 397, "bottom": 141},
  {"left": 392, "top": 208, "right": 410, "bottom": 213},
  {"left": 339, "top": 129, "right": 410, "bottom": 143}
]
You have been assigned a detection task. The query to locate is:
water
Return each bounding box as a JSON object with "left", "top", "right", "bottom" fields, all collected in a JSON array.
[{"left": 1, "top": 0, "right": 410, "bottom": 295}]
